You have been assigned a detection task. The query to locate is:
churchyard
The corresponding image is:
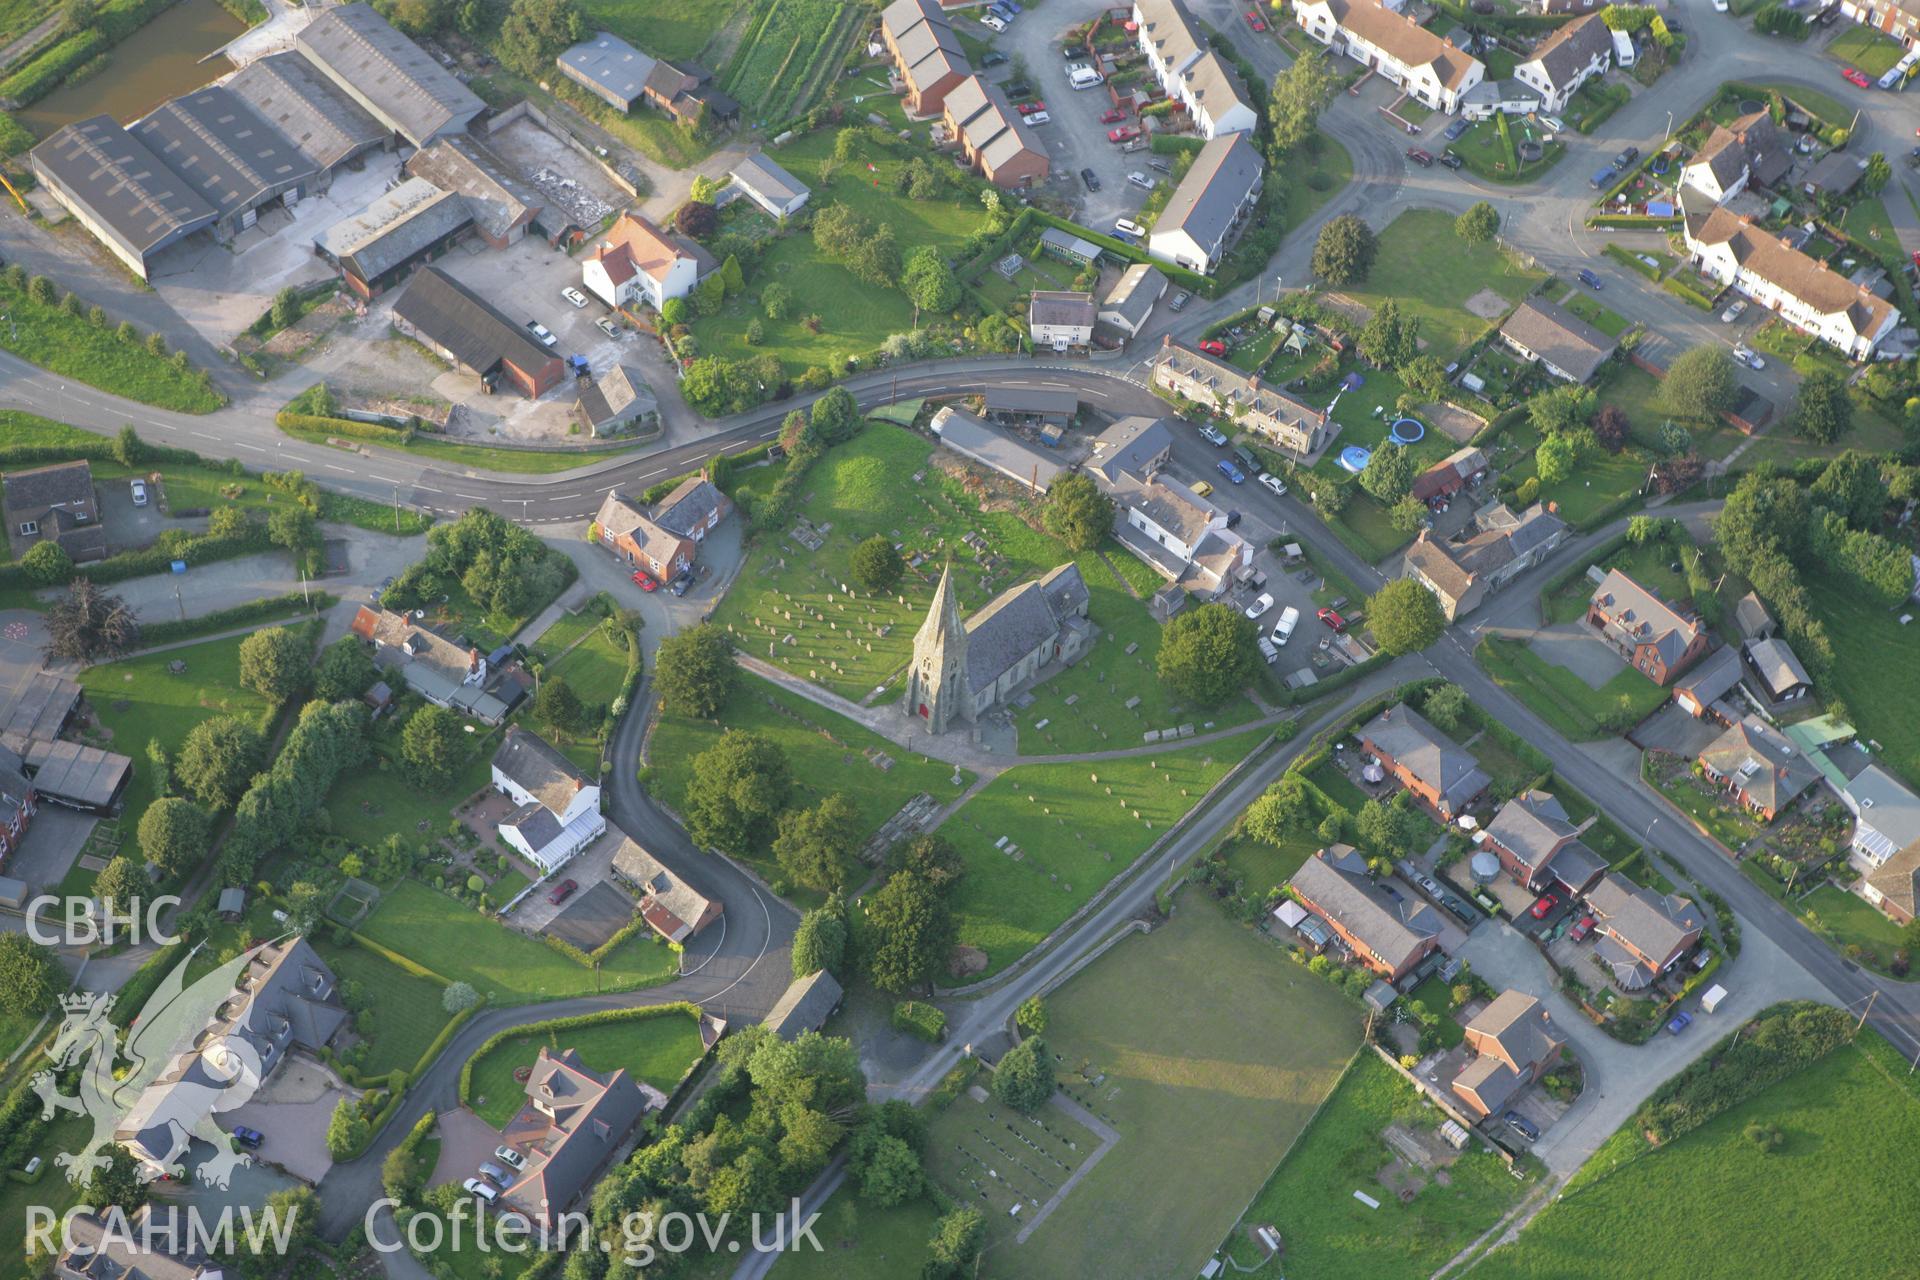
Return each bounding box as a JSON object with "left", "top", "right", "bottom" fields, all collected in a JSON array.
[
  {"left": 645, "top": 672, "right": 974, "bottom": 900},
  {"left": 709, "top": 424, "right": 1260, "bottom": 752},
  {"left": 935, "top": 729, "right": 1274, "bottom": 978}
]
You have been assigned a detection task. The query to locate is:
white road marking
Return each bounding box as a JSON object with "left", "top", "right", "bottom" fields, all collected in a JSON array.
[
  {"left": 189, "top": 431, "right": 216, "bottom": 440},
  {"left": 415, "top": 485, "right": 443, "bottom": 494}
]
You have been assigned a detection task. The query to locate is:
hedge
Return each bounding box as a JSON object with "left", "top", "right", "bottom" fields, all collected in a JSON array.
[
  {"left": 346, "top": 929, "right": 455, "bottom": 984},
  {"left": 1661, "top": 275, "right": 1716, "bottom": 310},
  {"left": 1026, "top": 209, "right": 1214, "bottom": 297},
  {"left": 0, "top": 111, "right": 34, "bottom": 157},
  {"left": 1149, "top": 133, "right": 1205, "bottom": 156},
  {"left": 892, "top": 1000, "right": 947, "bottom": 1042},
  {"left": 136, "top": 591, "right": 335, "bottom": 648},
  {"left": 458, "top": 1004, "right": 703, "bottom": 1104},
  {"left": 0, "top": 522, "right": 275, "bottom": 592},
  {"left": 1585, "top": 214, "right": 1684, "bottom": 230},
  {"left": 1278, "top": 651, "right": 1392, "bottom": 707},
  {"left": 1632, "top": 1001, "right": 1852, "bottom": 1144},
  {"left": 0, "top": 30, "right": 106, "bottom": 105},
  {"left": 276, "top": 409, "right": 415, "bottom": 443},
  {"left": 1602, "top": 242, "right": 1667, "bottom": 281},
  {"left": 108, "top": 943, "right": 187, "bottom": 1028}
]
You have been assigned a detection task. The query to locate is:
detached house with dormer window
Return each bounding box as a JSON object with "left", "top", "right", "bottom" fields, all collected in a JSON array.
[{"left": 1586, "top": 569, "right": 1709, "bottom": 685}]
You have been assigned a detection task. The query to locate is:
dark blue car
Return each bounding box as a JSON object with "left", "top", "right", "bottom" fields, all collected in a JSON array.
[
  {"left": 231, "top": 1126, "right": 264, "bottom": 1149},
  {"left": 1217, "top": 459, "right": 1245, "bottom": 484}
]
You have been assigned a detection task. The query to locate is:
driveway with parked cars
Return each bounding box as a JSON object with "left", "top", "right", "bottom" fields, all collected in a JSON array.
[{"left": 979, "top": 6, "right": 1160, "bottom": 231}]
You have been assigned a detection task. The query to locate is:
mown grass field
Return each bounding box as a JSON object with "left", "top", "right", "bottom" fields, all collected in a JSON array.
[
  {"left": 646, "top": 672, "right": 972, "bottom": 899},
  {"left": 933, "top": 730, "right": 1270, "bottom": 976},
  {"left": 1476, "top": 635, "right": 1668, "bottom": 741},
  {"left": 1223, "top": 1052, "right": 1531, "bottom": 1276},
  {"left": 953, "top": 904, "right": 1361, "bottom": 1277},
  {"left": 1474, "top": 1035, "right": 1919, "bottom": 1279},
  {"left": 325, "top": 704, "right": 497, "bottom": 847},
  {"left": 577, "top": 0, "right": 744, "bottom": 61},
  {"left": 466, "top": 1012, "right": 704, "bottom": 1128},
  {"left": 1341, "top": 210, "right": 1542, "bottom": 360},
  {"left": 353, "top": 879, "right": 676, "bottom": 1005}
]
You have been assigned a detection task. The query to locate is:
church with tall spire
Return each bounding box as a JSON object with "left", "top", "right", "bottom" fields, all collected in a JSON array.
[{"left": 902, "top": 561, "right": 1094, "bottom": 735}]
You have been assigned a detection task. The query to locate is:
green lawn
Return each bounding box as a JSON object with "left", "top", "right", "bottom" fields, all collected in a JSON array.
[
  {"left": 1275, "top": 131, "right": 1355, "bottom": 235},
  {"left": 1824, "top": 24, "right": 1909, "bottom": 77},
  {"left": 1805, "top": 576, "right": 1920, "bottom": 790},
  {"left": 1476, "top": 636, "right": 1668, "bottom": 741},
  {"left": 646, "top": 672, "right": 973, "bottom": 897},
  {"left": 0, "top": 1114, "right": 90, "bottom": 1270},
  {"left": 1758, "top": 82, "right": 1853, "bottom": 128},
  {"left": 1406, "top": 976, "right": 1465, "bottom": 1047},
  {"left": 1543, "top": 534, "right": 1691, "bottom": 625},
  {"left": 935, "top": 730, "right": 1271, "bottom": 977},
  {"left": 1222, "top": 1052, "right": 1531, "bottom": 1276},
  {"left": 325, "top": 707, "right": 497, "bottom": 847},
  {"left": 539, "top": 623, "right": 633, "bottom": 770},
  {"left": 1643, "top": 753, "right": 1760, "bottom": 851},
  {"left": 1218, "top": 829, "right": 1319, "bottom": 899},
  {"left": 1306, "top": 758, "right": 1373, "bottom": 815},
  {"left": 1561, "top": 292, "right": 1629, "bottom": 337},
  {"left": 1595, "top": 364, "right": 1745, "bottom": 461},
  {"left": 1473, "top": 1035, "right": 1920, "bottom": 1280},
  {"left": 465, "top": 1011, "right": 704, "bottom": 1128},
  {"left": 1330, "top": 489, "right": 1414, "bottom": 563},
  {"left": 312, "top": 938, "right": 454, "bottom": 1078},
  {"left": 930, "top": 905, "right": 1360, "bottom": 1278},
  {"left": 0, "top": 276, "right": 221, "bottom": 412},
  {"left": 773, "top": 1184, "right": 941, "bottom": 1278},
  {"left": 1798, "top": 884, "right": 1910, "bottom": 974},
  {"left": 690, "top": 129, "right": 988, "bottom": 375},
  {"left": 353, "top": 879, "right": 677, "bottom": 1004},
  {"left": 1503, "top": 421, "right": 1654, "bottom": 529},
  {"left": 1450, "top": 117, "right": 1564, "bottom": 187},
  {"left": 76, "top": 632, "right": 281, "bottom": 872}
]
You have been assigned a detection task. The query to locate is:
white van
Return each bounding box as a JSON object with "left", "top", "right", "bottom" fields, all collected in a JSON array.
[
  {"left": 1272, "top": 606, "right": 1299, "bottom": 646},
  {"left": 1068, "top": 65, "right": 1105, "bottom": 90}
]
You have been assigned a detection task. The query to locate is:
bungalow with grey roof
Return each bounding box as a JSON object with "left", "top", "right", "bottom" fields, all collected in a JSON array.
[
  {"left": 1862, "top": 839, "right": 1920, "bottom": 925},
  {"left": 1696, "top": 714, "right": 1821, "bottom": 823},
  {"left": 764, "top": 970, "right": 844, "bottom": 1040},
  {"left": 1499, "top": 299, "right": 1618, "bottom": 384},
  {"left": 1100, "top": 263, "right": 1169, "bottom": 338},
  {"left": 1841, "top": 763, "right": 1920, "bottom": 866},
  {"left": 729, "top": 151, "right": 810, "bottom": 218}
]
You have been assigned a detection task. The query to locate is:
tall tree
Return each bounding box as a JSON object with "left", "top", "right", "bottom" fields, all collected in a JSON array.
[
  {"left": 809, "top": 386, "right": 860, "bottom": 444},
  {"left": 1155, "top": 603, "right": 1259, "bottom": 707},
  {"left": 1790, "top": 368, "right": 1853, "bottom": 444},
  {"left": 400, "top": 705, "right": 463, "bottom": 789},
  {"left": 1528, "top": 384, "right": 1597, "bottom": 435},
  {"left": 0, "top": 933, "right": 60, "bottom": 1017},
  {"left": 1358, "top": 298, "right": 1420, "bottom": 370},
  {"left": 1310, "top": 214, "right": 1377, "bottom": 286},
  {"left": 653, "top": 624, "right": 738, "bottom": 718},
  {"left": 1535, "top": 428, "right": 1594, "bottom": 487},
  {"left": 534, "top": 676, "right": 587, "bottom": 738},
  {"left": 791, "top": 902, "right": 848, "bottom": 978},
  {"left": 1358, "top": 443, "right": 1415, "bottom": 503},
  {"left": 1455, "top": 201, "right": 1501, "bottom": 244},
  {"left": 313, "top": 635, "right": 376, "bottom": 701},
  {"left": 863, "top": 870, "right": 954, "bottom": 993},
  {"left": 174, "top": 715, "right": 265, "bottom": 810},
  {"left": 683, "top": 730, "right": 793, "bottom": 854},
  {"left": 1266, "top": 50, "right": 1337, "bottom": 154},
  {"left": 44, "top": 580, "right": 138, "bottom": 661},
  {"left": 773, "top": 794, "right": 862, "bottom": 893},
  {"left": 901, "top": 246, "right": 960, "bottom": 314},
  {"left": 1042, "top": 472, "right": 1115, "bottom": 550},
  {"left": 991, "top": 1036, "right": 1054, "bottom": 1113},
  {"left": 1809, "top": 450, "right": 1887, "bottom": 529},
  {"left": 850, "top": 535, "right": 905, "bottom": 593},
  {"left": 238, "top": 626, "right": 311, "bottom": 703},
  {"left": 1367, "top": 579, "right": 1444, "bottom": 655},
  {"left": 136, "top": 797, "right": 210, "bottom": 879},
  {"left": 1657, "top": 345, "right": 1738, "bottom": 419}
]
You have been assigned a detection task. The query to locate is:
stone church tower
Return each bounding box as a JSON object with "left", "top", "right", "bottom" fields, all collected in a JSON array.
[{"left": 903, "top": 565, "right": 968, "bottom": 734}]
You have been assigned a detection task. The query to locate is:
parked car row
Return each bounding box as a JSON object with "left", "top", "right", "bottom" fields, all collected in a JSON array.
[{"left": 463, "top": 1145, "right": 530, "bottom": 1203}]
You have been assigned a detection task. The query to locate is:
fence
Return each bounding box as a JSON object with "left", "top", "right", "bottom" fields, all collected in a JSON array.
[{"left": 485, "top": 99, "right": 642, "bottom": 200}]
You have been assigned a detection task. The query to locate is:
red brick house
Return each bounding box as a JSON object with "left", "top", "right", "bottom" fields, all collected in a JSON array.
[
  {"left": 1586, "top": 872, "right": 1705, "bottom": 990},
  {"left": 1862, "top": 839, "right": 1920, "bottom": 926},
  {"left": 882, "top": 0, "right": 969, "bottom": 116},
  {"left": 0, "top": 743, "right": 35, "bottom": 865},
  {"left": 1696, "top": 714, "right": 1821, "bottom": 823},
  {"left": 1586, "top": 568, "right": 1709, "bottom": 686},
  {"left": 1287, "top": 844, "right": 1442, "bottom": 982},
  {"left": 1482, "top": 790, "right": 1607, "bottom": 897},
  {"left": 1452, "top": 990, "right": 1563, "bottom": 1118},
  {"left": 593, "top": 490, "right": 694, "bottom": 583},
  {"left": 1359, "top": 703, "right": 1491, "bottom": 821}
]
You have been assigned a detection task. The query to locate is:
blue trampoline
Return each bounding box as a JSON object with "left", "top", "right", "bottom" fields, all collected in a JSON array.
[
  {"left": 1340, "top": 372, "right": 1366, "bottom": 391},
  {"left": 1389, "top": 417, "right": 1426, "bottom": 445},
  {"left": 1338, "top": 445, "right": 1372, "bottom": 473}
]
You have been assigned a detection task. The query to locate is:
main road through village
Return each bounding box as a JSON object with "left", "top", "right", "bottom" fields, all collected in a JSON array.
[{"left": 4, "top": 1, "right": 1918, "bottom": 1267}]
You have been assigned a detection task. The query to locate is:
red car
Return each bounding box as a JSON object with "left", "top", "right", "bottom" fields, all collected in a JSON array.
[
  {"left": 1570, "top": 915, "right": 1595, "bottom": 942},
  {"left": 631, "top": 569, "right": 657, "bottom": 592},
  {"left": 1530, "top": 893, "right": 1559, "bottom": 920},
  {"left": 1406, "top": 148, "right": 1433, "bottom": 167},
  {"left": 1244, "top": 8, "right": 1267, "bottom": 30},
  {"left": 547, "top": 878, "right": 579, "bottom": 906},
  {"left": 1107, "top": 125, "right": 1141, "bottom": 143},
  {"left": 1198, "top": 338, "right": 1228, "bottom": 356},
  {"left": 1841, "top": 66, "right": 1871, "bottom": 88},
  {"left": 1316, "top": 606, "right": 1345, "bottom": 632},
  {"left": 1099, "top": 107, "right": 1125, "bottom": 123},
  {"left": 1018, "top": 100, "right": 1047, "bottom": 115}
]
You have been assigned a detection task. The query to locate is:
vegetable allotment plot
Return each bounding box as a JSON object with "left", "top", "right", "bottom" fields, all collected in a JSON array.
[{"left": 721, "top": 0, "right": 854, "bottom": 119}]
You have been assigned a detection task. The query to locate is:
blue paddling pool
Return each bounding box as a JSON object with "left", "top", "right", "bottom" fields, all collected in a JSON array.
[
  {"left": 1389, "top": 417, "right": 1426, "bottom": 445},
  {"left": 1339, "top": 445, "right": 1372, "bottom": 473}
]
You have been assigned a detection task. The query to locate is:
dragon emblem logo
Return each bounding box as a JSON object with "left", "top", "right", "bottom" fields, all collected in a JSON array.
[{"left": 34, "top": 942, "right": 275, "bottom": 1190}]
